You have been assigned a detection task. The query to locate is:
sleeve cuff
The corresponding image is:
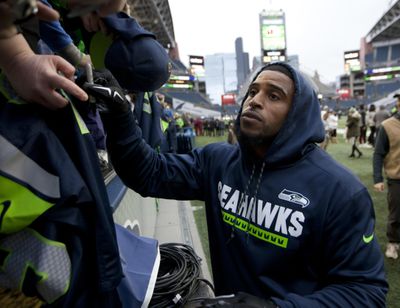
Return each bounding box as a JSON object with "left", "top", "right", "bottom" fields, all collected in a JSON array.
[{"left": 101, "top": 110, "right": 140, "bottom": 141}]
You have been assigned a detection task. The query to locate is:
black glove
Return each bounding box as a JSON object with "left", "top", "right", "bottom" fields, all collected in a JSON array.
[
  {"left": 79, "top": 69, "right": 131, "bottom": 114},
  {"left": 186, "top": 292, "right": 277, "bottom": 308}
]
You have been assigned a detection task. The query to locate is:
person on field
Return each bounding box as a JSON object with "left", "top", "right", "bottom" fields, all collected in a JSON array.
[
  {"left": 85, "top": 63, "right": 388, "bottom": 307},
  {"left": 373, "top": 93, "right": 400, "bottom": 260},
  {"left": 367, "top": 104, "right": 376, "bottom": 146},
  {"left": 346, "top": 107, "right": 363, "bottom": 158}
]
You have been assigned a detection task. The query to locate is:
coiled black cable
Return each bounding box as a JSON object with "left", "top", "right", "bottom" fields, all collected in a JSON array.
[{"left": 149, "top": 243, "right": 215, "bottom": 307}]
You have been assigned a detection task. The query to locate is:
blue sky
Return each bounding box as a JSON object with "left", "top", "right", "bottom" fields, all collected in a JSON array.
[{"left": 169, "top": 0, "right": 392, "bottom": 83}]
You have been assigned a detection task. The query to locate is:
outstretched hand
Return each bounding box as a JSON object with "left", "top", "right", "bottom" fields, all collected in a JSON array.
[
  {"left": 4, "top": 52, "right": 88, "bottom": 109},
  {"left": 81, "top": 69, "right": 131, "bottom": 114}
]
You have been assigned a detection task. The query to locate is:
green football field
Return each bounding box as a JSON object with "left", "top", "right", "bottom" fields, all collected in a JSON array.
[{"left": 192, "top": 124, "right": 399, "bottom": 307}]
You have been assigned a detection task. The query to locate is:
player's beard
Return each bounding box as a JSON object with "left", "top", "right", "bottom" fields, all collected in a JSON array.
[{"left": 235, "top": 121, "right": 276, "bottom": 154}]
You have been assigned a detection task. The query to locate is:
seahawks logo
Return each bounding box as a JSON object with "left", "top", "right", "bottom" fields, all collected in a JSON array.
[{"left": 278, "top": 189, "right": 310, "bottom": 208}]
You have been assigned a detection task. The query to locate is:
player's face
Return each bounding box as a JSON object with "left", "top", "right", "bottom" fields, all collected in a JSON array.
[{"left": 240, "top": 70, "right": 294, "bottom": 142}]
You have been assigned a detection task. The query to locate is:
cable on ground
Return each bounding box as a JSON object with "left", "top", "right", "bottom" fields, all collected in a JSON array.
[{"left": 149, "top": 243, "right": 215, "bottom": 307}]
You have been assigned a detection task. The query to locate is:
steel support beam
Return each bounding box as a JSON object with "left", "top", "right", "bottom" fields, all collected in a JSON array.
[
  {"left": 366, "top": 0, "right": 400, "bottom": 43},
  {"left": 128, "top": 0, "right": 175, "bottom": 48}
]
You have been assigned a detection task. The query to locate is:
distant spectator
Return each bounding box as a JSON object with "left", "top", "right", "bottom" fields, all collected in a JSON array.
[
  {"left": 374, "top": 105, "right": 391, "bottom": 131},
  {"left": 208, "top": 118, "right": 216, "bottom": 137},
  {"left": 160, "top": 106, "right": 177, "bottom": 153},
  {"left": 175, "top": 113, "right": 184, "bottom": 131},
  {"left": 182, "top": 113, "right": 191, "bottom": 128},
  {"left": 216, "top": 119, "right": 225, "bottom": 136},
  {"left": 359, "top": 104, "right": 367, "bottom": 144},
  {"left": 194, "top": 117, "right": 204, "bottom": 136},
  {"left": 367, "top": 104, "right": 376, "bottom": 146},
  {"left": 326, "top": 109, "right": 338, "bottom": 144},
  {"left": 347, "top": 107, "right": 362, "bottom": 158},
  {"left": 203, "top": 119, "right": 210, "bottom": 136},
  {"left": 373, "top": 94, "right": 400, "bottom": 259},
  {"left": 320, "top": 106, "right": 330, "bottom": 150}
]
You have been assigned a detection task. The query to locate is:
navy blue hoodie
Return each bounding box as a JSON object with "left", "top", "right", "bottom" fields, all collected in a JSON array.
[{"left": 104, "top": 62, "right": 388, "bottom": 307}]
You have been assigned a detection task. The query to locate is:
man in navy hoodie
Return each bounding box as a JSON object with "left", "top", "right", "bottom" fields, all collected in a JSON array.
[{"left": 85, "top": 63, "right": 388, "bottom": 307}]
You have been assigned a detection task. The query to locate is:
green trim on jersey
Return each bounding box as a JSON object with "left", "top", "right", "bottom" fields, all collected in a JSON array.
[
  {"left": 222, "top": 210, "right": 288, "bottom": 248},
  {"left": 70, "top": 102, "right": 89, "bottom": 135},
  {"left": 0, "top": 176, "right": 55, "bottom": 234}
]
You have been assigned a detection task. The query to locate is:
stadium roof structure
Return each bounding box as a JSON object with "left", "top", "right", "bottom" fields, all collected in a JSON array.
[
  {"left": 366, "top": 0, "right": 400, "bottom": 43},
  {"left": 128, "top": 0, "right": 175, "bottom": 48},
  {"left": 170, "top": 59, "right": 188, "bottom": 73}
]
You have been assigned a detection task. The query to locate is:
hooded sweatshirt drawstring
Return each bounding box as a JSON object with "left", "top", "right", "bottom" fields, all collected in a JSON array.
[
  {"left": 246, "top": 161, "right": 266, "bottom": 243},
  {"left": 226, "top": 163, "right": 256, "bottom": 245}
]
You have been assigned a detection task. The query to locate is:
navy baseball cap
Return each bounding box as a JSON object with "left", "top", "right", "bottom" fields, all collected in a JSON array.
[{"left": 103, "top": 12, "right": 171, "bottom": 92}]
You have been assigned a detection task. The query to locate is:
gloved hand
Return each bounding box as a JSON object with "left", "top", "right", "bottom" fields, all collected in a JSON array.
[
  {"left": 186, "top": 292, "right": 277, "bottom": 308},
  {"left": 81, "top": 69, "right": 131, "bottom": 114}
]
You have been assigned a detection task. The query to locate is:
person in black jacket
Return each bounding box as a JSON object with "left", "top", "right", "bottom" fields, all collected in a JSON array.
[{"left": 359, "top": 104, "right": 367, "bottom": 144}]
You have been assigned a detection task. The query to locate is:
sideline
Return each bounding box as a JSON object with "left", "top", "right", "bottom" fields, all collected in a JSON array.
[{"left": 154, "top": 199, "right": 213, "bottom": 283}]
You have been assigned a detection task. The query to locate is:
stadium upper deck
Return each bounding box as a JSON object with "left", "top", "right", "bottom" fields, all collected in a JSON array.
[
  {"left": 362, "top": 0, "right": 400, "bottom": 103},
  {"left": 127, "top": 0, "right": 175, "bottom": 49},
  {"left": 366, "top": 0, "right": 400, "bottom": 44},
  {"left": 126, "top": 1, "right": 219, "bottom": 114}
]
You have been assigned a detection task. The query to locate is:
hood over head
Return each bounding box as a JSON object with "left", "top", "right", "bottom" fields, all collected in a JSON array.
[
  {"left": 349, "top": 107, "right": 357, "bottom": 114},
  {"left": 235, "top": 62, "right": 325, "bottom": 166}
]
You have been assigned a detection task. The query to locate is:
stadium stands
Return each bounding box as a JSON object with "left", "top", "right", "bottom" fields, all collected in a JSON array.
[
  {"left": 160, "top": 90, "right": 211, "bottom": 106},
  {"left": 361, "top": 2, "right": 400, "bottom": 101},
  {"left": 365, "top": 81, "right": 400, "bottom": 99}
]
